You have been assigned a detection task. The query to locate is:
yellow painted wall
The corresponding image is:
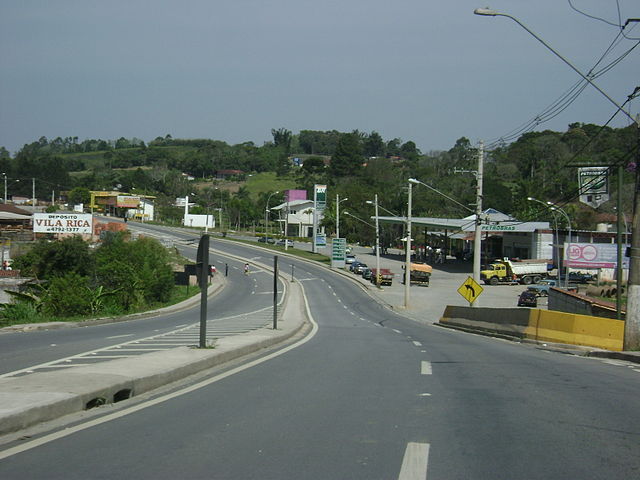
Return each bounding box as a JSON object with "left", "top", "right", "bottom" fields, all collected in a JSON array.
[{"left": 525, "top": 309, "right": 624, "bottom": 351}]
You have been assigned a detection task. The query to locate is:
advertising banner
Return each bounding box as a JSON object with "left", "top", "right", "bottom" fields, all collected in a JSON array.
[
  {"left": 33, "top": 213, "right": 93, "bottom": 234},
  {"left": 565, "top": 242, "right": 629, "bottom": 269}
]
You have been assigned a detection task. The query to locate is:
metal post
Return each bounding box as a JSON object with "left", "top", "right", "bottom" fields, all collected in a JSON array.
[
  {"left": 374, "top": 193, "right": 381, "bottom": 287},
  {"left": 336, "top": 194, "right": 340, "bottom": 239},
  {"left": 198, "top": 234, "right": 210, "bottom": 348},
  {"left": 225, "top": 263, "right": 228, "bottom": 277},
  {"left": 273, "top": 255, "right": 278, "bottom": 330},
  {"left": 404, "top": 182, "right": 412, "bottom": 308}
]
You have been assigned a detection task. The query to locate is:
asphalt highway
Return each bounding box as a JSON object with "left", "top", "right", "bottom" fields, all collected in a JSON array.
[{"left": 0, "top": 225, "right": 638, "bottom": 479}]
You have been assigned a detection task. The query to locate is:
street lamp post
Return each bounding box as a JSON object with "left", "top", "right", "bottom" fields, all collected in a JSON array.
[
  {"left": 476, "top": 7, "right": 640, "bottom": 349},
  {"left": 549, "top": 203, "right": 572, "bottom": 288},
  {"left": 366, "top": 195, "right": 381, "bottom": 288},
  {"left": 405, "top": 181, "right": 413, "bottom": 308},
  {"left": 336, "top": 194, "right": 348, "bottom": 239},
  {"left": 265, "top": 191, "right": 279, "bottom": 236},
  {"left": 528, "top": 197, "right": 562, "bottom": 283}
]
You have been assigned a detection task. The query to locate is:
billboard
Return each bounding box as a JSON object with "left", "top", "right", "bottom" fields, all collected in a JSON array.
[
  {"left": 33, "top": 213, "right": 93, "bottom": 234},
  {"left": 314, "top": 184, "right": 327, "bottom": 211},
  {"left": 565, "top": 242, "right": 629, "bottom": 269},
  {"left": 578, "top": 167, "right": 609, "bottom": 208}
]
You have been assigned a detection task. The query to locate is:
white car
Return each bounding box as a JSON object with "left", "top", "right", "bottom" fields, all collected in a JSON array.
[{"left": 345, "top": 254, "right": 356, "bottom": 264}]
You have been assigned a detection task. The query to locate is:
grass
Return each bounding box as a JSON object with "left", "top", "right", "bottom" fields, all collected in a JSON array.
[{"left": 243, "top": 172, "right": 299, "bottom": 197}]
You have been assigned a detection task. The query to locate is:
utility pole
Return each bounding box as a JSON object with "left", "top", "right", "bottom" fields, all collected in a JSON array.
[
  {"left": 404, "top": 181, "right": 412, "bottom": 308},
  {"left": 625, "top": 116, "right": 640, "bottom": 349},
  {"left": 473, "top": 141, "right": 484, "bottom": 290}
]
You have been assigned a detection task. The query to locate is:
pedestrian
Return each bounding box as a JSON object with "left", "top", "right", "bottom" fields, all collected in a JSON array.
[{"left": 244, "top": 263, "right": 250, "bottom": 275}]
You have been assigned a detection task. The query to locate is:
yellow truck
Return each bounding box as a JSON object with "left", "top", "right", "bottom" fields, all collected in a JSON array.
[
  {"left": 401, "top": 262, "right": 432, "bottom": 286},
  {"left": 481, "top": 259, "right": 549, "bottom": 286}
]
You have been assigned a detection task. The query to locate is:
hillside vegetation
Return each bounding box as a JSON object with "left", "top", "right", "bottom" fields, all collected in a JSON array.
[{"left": 0, "top": 124, "right": 635, "bottom": 242}]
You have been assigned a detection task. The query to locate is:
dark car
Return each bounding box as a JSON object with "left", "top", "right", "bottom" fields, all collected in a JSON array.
[
  {"left": 258, "top": 237, "right": 275, "bottom": 244},
  {"left": 362, "top": 268, "right": 372, "bottom": 280},
  {"left": 517, "top": 290, "right": 538, "bottom": 307}
]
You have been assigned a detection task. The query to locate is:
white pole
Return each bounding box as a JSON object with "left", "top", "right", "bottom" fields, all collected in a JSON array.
[
  {"left": 374, "top": 194, "right": 381, "bottom": 288},
  {"left": 404, "top": 182, "right": 412, "bottom": 308},
  {"left": 473, "top": 141, "right": 484, "bottom": 293}
]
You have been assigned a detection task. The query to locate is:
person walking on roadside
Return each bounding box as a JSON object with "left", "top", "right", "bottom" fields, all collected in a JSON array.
[{"left": 244, "top": 263, "right": 250, "bottom": 275}]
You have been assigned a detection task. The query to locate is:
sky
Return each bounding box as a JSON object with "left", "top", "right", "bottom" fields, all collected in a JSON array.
[{"left": 1, "top": 0, "right": 638, "bottom": 155}]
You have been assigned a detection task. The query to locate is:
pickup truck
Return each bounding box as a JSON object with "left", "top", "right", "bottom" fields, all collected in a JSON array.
[{"left": 527, "top": 279, "right": 577, "bottom": 297}]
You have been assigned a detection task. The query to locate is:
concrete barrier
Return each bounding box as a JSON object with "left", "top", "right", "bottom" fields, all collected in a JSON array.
[{"left": 439, "top": 305, "right": 624, "bottom": 351}]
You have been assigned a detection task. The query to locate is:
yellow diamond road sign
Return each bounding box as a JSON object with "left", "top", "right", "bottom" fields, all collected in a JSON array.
[{"left": 457, "top": 276, "right": 484, "bottom": 304}]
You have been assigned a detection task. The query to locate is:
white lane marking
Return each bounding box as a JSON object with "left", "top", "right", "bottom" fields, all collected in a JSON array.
[
  {"left": 421, "top": 361, "right": 432, "bottom": 375},
  {"left": 0, "top": 283, "right": 319, "bottom": 461},
  {"left": 398, "top": 442, "right": 430, "bottom": 480},
  {"left": 393, "top": 329, "right": 402, "bottom": 334},
  {"left": 106, "top": 334, "right": 135, "bottom": 340},
  {"left": 412, "top": 341, "right": 422, "bottom": 347},
  {"left": 419, "top": 393, "right": 432, "bottom": 397}
]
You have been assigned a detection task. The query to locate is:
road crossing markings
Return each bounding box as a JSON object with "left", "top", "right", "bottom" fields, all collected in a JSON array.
[
  {"left": 421, "top": 361, "right": 432, "bottom": 375},
  {"left": 398, "top": 442, "right": 430, "bottom": 480},
  {"left": 0, "top": 282, "right": 320, "bottom": 462}
]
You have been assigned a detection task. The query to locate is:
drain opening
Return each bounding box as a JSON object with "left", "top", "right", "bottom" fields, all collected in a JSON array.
[
  {"left": 113, "top": 389, "right": 132, "bottom": 403},
  {"left": 85, "top": 397, "right": 107, "bottom": 410}
]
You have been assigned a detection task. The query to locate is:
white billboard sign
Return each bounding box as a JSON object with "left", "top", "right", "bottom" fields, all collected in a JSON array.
[
  {"left": 33, "top": 213, "right": 93, "bottom": 234},
  {"left": 565, "top": 242, "right": 629, "bottom": 269}
]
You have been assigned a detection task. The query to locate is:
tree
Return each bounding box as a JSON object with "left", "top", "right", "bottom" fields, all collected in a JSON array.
[
  {"left": 271, "top": 128, "right": 292, "bottom": 154},
  {"left": 329, "top": 133, "right": 363, "bottom": 178},
  {"left": 68, "top": 187, "right": 91, "bottom": 205}
]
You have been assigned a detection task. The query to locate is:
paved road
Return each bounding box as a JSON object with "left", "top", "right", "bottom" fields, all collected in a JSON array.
[
  {"left": 0, "top": 226, "right": 283, "bottom": 377},
  {"left": 0, "top": 226, "right": 638, "bottom": 479}
]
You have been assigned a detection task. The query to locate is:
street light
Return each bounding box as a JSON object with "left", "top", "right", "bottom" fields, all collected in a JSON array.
[
  {"left": 366, "top": 194, "right": 381, "bottom": 287},
  {"left": 549, "top": 203, "right": 572, "bottom": 288},
  {"left": 528, "top": 196, "right": 562, "bottom": 285},
  {"left": 336, "top": 194, "right": 349, "bottom": 239},
  {"left": 476, "top": 6, "right": 640, "bottom": 349},
  {"left": 473, "top": 8, "right": 636, "bottom": 124},
  {"left": 404, "top": 180, "right": 413, "bottom": 308},
  {"left": 265, "top": 191, "right": 279, "bottom": 236}
]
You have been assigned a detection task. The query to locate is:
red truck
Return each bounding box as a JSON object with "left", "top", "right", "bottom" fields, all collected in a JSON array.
[{"left": 370, "top": 268, "right": 393, "bottom": 286}]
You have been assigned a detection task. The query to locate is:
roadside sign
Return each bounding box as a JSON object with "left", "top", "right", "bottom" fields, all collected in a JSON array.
[
  {"left": 331, "top": 238, "right": 346, "bottom": 268},
  {"left": 457, "top": 276, "right": 483, "bottom": 305}
]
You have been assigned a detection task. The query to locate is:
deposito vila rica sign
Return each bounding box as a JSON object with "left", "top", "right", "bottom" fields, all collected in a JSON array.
[{"left": 33, "top": 213, "right": 93, "bottom": 234}]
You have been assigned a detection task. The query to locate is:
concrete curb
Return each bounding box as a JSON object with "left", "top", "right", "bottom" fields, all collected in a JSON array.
[{"left": 0, "top": 280, "right": 309, "bottom": 436}]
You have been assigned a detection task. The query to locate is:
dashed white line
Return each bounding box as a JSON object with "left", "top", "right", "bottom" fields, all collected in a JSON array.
[
  {"left": 393, "top": 329, "right": 402, "bottom": 334},
  {"left": 421, "top": 361, "right": 432, "bottom": 375},
  {"left": 398, "top": 442, "right": 430, "bottom": 480},
  {"left": 413, "top": 341, "right": 422, "bottom": 347}
]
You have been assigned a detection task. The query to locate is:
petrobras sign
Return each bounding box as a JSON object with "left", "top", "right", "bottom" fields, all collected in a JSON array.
[
  {"left": 578, "top": 167, "right": 609, "bottom": 208},
  {"left": 565, "top": 242, "right": 629, "bottom": 269},
  {"left": 314, "top": 184, "right": 327, "bottom": 211},
  {"left": 33, "top": 213, "right": 93, "bottom": 234}
]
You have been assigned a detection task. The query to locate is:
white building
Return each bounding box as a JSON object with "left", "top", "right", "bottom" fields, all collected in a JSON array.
[{"left": 272, "top": 199, "right": 322, "bottom": 238}]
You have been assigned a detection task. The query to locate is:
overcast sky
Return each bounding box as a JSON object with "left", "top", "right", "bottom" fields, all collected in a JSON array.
[{"left": 1, "top": 0, "right": 638, "bottom": 155}]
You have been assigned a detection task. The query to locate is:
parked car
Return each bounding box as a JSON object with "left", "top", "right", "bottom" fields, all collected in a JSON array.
[
  {"left": 354, "top": 263, "right": 368, "bottom": 275},
  {"left": 276, "top": 239, "right": 294, "bottom": 247},
  {"left": 517, "top": 290, "right": 538, "bottom": 307},
  {"left": 345, "top": 254, "right": 356, "bottom": 265},
  {"left": 257, "top": 236, "right": 275, "bottom": 244},
  {"left": 559, "top": 272, "right": 595, "bottom": 284},
  {"left": 349, "top": 260, "right": 364, "bottom": 272},
  {"left": 362, "top": 268, "right": 372, "bottom": 280},
  {"left": 527, "top": 279, "right": 578, "bottom": 297}
]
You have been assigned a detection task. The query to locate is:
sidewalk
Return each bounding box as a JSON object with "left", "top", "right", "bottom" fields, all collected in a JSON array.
[{"left": 0, "top": 280, "right": 310, "bottom": 436}]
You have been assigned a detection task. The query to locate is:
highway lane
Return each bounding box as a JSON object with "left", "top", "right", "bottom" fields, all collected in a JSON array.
[
  {"left": 0, "top": 226, "right": 638, "bottom": 478},
  {"left": 0, "top": 228, "right": 283, "bottom": 376}
]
